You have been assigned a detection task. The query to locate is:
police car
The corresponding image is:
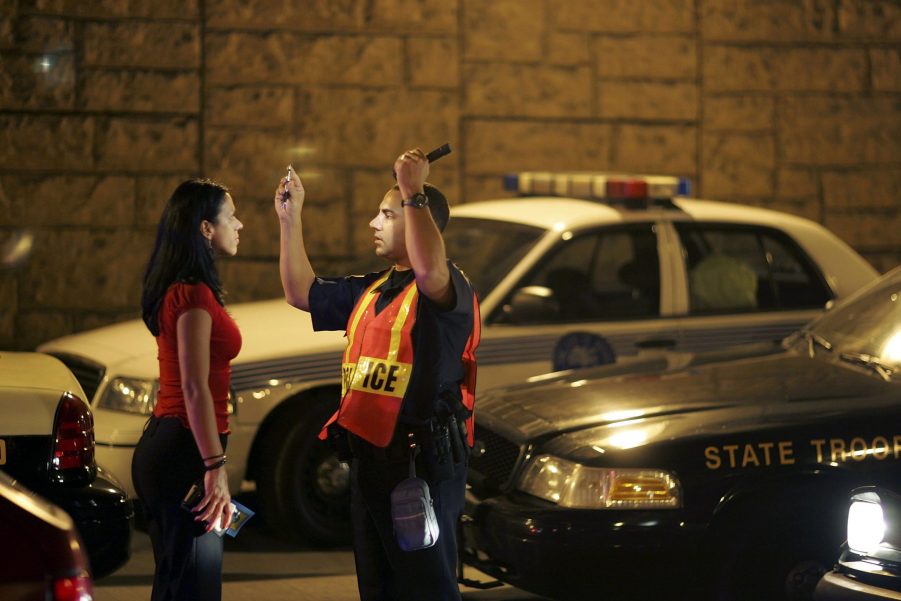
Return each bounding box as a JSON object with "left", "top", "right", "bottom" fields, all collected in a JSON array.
[
  {"left": 0, "top": 352, "right": 133, "bottom": 578},
  {"left": 462, "top": 265, "right": 901, "bottom": 601},
  {"left": 37, "top": 172, "right": 878, "bottom": 544}
]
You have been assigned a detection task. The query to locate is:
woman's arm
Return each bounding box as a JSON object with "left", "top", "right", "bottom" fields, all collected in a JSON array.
[{"left": 177, "top": 308, "right": 232, "bottom": 533}]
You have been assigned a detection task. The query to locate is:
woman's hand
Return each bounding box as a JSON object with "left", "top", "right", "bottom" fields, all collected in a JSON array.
[
  {"left": 275, "top": 165, "right": 305, "bottom": 222},
  {"left": 194, "top": 466, "right": 232, "bottom": 533}
]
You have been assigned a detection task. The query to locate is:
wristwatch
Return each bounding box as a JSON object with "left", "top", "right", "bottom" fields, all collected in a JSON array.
[{"left": 401, "top": 192, "right": 429, "bottom": 209}]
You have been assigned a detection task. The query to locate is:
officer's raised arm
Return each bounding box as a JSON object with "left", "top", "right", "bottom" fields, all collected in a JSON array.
[
  {"left": 275, "top": 167, "right": 316, "bottom": 311},
  {"left": 394, "top": 148, "right": 453, "bottom": 309}
]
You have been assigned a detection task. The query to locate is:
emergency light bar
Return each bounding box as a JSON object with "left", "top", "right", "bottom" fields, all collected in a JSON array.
[{"left": 503, "top": 172, "right": 692, "bottom": 202}]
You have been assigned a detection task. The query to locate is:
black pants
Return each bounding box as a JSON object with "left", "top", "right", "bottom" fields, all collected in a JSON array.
[
  {"left": 132, "top": 416, "right": 228, "bottom": 601},
  {"left": 350, "top": 437, "right": 467, "bottom": 601}
]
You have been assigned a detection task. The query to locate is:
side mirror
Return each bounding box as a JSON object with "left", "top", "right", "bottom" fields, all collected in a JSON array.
[{"left": 502, "top": 286, "right": 558, "bottom": 324}]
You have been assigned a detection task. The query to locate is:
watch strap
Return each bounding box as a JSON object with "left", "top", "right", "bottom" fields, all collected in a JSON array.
[{"left": 401, "top": 192, "right": 429, "bottom": 209}]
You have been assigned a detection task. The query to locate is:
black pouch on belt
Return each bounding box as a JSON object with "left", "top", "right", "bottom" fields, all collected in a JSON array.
[
  {"left": 448, "top": 415, "right": 468, "bottom": 464},
  {"left": 425, "top": 420, "right": 455, "bottom": 482}
]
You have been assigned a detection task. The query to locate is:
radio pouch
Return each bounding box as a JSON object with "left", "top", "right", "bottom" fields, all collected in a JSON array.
[{"left": 390, "top": 435, "right": 440, "bottom": 552}]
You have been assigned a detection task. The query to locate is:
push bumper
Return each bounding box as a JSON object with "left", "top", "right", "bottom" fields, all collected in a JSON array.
[{"left": 815, "top": 569, "right": 901, "bottom": 600}]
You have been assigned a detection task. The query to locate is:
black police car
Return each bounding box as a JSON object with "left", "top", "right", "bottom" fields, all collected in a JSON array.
[
  {"left": 463, "top": 266, "right": 901, "bottom": 601},
  {"left": 815, "top": 486, "right": 901, "bottom": 600}
]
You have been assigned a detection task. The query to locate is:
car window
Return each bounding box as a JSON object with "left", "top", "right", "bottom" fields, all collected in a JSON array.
[
  {"left": 675, "top": 224, "right": 831, "bottom": 314},
  {"left": 443, "top": 217, "right": 544, "bottom": 298},
  {"left": 499, "top": 224, "right": 660, "bottom": 324}
]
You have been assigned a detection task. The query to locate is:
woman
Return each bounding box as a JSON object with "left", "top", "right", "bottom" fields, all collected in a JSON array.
[{"left": 133, "top": 179, "right": 243, "bottom": 601}]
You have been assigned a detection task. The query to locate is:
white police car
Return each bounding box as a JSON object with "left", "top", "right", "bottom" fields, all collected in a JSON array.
[
  {"left": 0, "top": 352, "right": 132, "bottom": 577},
  {"left": 38, "top": 172, "right": 878, "bottom": 544}
]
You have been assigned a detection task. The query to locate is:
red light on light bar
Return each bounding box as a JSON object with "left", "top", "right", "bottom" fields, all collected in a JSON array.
[{"left": 605, "top": 179, "right": 648, "bottom": 199}]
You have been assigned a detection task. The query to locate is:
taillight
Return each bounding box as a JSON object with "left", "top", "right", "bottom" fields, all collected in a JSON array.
[
  {"left": 53, "top": 573, "right": 94, "bottom": 601},
  {"left": 50, "top": 392, "right": 95, "bottom": 477}
]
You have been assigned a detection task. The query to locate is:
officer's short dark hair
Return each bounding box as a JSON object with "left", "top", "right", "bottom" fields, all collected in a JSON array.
[
  {"left": 423, "top": 183, "right": 449, "bottom": 232},
  {"left": 393, "top": 183, "right": 450, "bottom": 232}
]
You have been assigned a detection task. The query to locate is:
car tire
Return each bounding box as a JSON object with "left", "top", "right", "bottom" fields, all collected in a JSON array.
[{"left": 256, "top": 391, "right": 352, "bottom": 545}]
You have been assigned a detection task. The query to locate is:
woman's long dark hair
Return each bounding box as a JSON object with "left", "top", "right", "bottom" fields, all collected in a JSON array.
[{"left": 141, "top": 179, "right": 229, "bottom": 335}]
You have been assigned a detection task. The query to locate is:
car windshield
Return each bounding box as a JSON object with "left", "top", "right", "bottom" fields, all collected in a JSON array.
[
  {"left": 443, "top": 217, "right": 545, "bottom": 297},
  {"left": 806, "top": 271, "right": 901, "bottom": 369}
]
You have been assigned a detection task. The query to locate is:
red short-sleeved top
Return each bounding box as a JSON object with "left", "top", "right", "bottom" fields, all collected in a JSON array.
[{"left": 153, "top": 282, "right": 242, "bottom": 433}]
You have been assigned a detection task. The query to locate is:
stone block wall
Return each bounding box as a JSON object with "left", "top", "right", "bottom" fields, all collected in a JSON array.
[{"left": 0, "top": 0, "right": 899, "bottom": 350}]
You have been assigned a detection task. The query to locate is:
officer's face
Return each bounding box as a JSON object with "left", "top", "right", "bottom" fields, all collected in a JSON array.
[{"left": 369, "top": 189, "right": 406, "bottom": 263}]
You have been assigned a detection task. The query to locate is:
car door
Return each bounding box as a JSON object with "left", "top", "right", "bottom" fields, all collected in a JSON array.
[
  {"left": 476, "top": 222, "right": 682, "bottom": 392},
  {"left": 669, "top": 222, "right": 834, "bottom": 353}
]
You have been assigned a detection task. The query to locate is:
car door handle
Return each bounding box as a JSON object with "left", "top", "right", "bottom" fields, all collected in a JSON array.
[{"left": 635, "top": 338, "right": 677, "bottom": 349}]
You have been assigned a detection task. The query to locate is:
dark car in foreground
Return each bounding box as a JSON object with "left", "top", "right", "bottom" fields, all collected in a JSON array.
[
  {"left": 815, "top": 486, "right": 901, "bottom": 600},
  {"left": 0, "top": 470, "right": 95, "bottom": 601},
  {"left": 0, "top": 352, "right": 133, "bottom": 578},
  {"left": 462, "top": 266, "right": 901, "bottom": 601}
]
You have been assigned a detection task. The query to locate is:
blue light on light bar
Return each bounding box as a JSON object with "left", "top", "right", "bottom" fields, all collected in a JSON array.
[{"left": 502, "top": 173, "right": 519, "bottom": 191}]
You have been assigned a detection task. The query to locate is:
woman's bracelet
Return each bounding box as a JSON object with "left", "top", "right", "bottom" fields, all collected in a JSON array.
[
  {"left": 202, "top": 452, "right": 225, "bottom": 462},
  {"left": 203, "top": 456, "right": 227, "bottom": 471}
]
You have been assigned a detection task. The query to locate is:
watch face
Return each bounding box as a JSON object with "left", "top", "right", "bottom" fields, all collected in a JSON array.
[{"left": 404, "top": 193, "right": 429, "bottom": 208}]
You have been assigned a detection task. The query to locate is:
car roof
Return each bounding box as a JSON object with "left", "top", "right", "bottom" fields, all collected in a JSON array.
[{"left": 451, "top": 196, "right": 818, "bottom": 232}]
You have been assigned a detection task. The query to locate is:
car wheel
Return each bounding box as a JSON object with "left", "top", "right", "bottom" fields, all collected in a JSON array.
[{"left": 257, "top": 392, "right": 352, "bottom": 545}]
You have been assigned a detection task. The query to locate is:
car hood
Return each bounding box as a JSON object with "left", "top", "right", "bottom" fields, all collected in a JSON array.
[
  {"left": 477, "top": 342, "right": 897, "bottom": 454},
  {"left": 38, "top": 298, "right": 345, "bottom": 378}
]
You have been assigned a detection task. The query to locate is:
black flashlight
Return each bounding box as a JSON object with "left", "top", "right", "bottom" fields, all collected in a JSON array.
[{"left": 393, "top": 143, "right": 452, "bottom": 179}]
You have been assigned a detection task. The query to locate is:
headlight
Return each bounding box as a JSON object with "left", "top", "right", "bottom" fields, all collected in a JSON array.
[
  {"left": 97, "top": 377, "right": 158, "bottom": 415},
  {"left": 848, "top": 499, "right": 885, "bottom": 554},
  {"left": 517, "top": 454, "right": 681, "bottom": 509}
]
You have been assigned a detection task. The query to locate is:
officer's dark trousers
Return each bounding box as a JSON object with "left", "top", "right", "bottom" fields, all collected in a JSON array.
[
  {"left": 350, "top": 450, "right": 467, "bottom": 601},
  {"left": 132, "top": 416, "right": 227, "bottom": 601}
]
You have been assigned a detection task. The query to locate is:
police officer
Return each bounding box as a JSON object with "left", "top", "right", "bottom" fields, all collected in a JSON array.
[{"left": 274, "top": 148, "right": 479, "bottom": 601}]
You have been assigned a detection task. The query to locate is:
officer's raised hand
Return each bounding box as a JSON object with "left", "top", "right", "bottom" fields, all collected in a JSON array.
[
  {"left": 274, "top": 165, "right": 305, "bottom": 222},
  {"left": 394, "top": 148, "right": 429, "bottom": 200}
]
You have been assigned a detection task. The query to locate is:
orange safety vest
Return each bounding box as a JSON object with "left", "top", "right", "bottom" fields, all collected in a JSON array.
[{"left": 319, "top": 269, "right": 480, "bottom": 448}]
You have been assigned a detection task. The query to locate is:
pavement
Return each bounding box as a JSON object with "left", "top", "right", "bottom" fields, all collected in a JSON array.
[{"left": 94, "top": 500, "right": 546, "bottom": 601}]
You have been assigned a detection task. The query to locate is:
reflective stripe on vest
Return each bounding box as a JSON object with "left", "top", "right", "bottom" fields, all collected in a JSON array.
[
  {"left": 318, "top": 271, "right": 481, "bottom": 448},
  {"left": 461, "top": 296, "right": 481, "bottom": 446},
  {"left": 338, "top": 271, "right": 419, "bottom": 447}
]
